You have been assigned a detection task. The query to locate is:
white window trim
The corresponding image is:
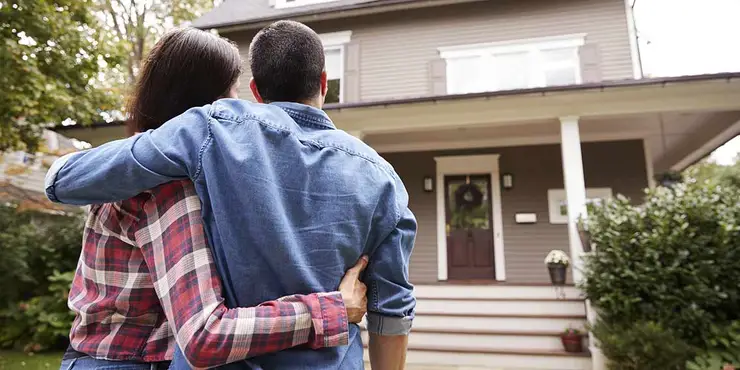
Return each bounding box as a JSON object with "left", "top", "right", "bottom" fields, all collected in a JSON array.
[
  {"left": 275, "top": 0, "right": 337, "bottom": 9},
  {"left": 435, "top": 155, "right": 506, "bottom": 281},
  {"left": 547, "top": 187, "right": 612, "bottom": 224},
  {"left": 439, "top": 34, "right": 586, "bottom": 94},
  {"left": 319, "top": 31, "right": 351, "bottom": 104},
  {"left": 438, "top": 34, "right": 586, "bottom": 59},
  {"left": 319, "top": 31, "right": 352, "bottom": 48}
]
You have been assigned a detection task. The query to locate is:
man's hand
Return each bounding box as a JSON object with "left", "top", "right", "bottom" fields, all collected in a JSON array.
[{"left": 339, "top": 256, "right": 369, "bottom": 323}]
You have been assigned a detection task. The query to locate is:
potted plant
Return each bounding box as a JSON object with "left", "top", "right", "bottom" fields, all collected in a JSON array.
[
  {"left": 545, "top": 250, "right": 570, "bottom": 286},
  {"left": 560, "top": 327, "right": 584, "bottom": 353},
  {"left": 577, "top": 222, "right": 592, "bottom": 253}
]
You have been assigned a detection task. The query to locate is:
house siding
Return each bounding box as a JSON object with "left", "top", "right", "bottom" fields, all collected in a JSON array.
[
  {"left": 223, "top": 0, "right": 634, "bottom": 103},
  {"left": 382, "top": 140, "right": 648, "bottom": 284}
]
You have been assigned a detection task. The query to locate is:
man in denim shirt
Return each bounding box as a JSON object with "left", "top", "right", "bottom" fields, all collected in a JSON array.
[{"left": 45, "top": 21, "right": 415, "bottom": 370}]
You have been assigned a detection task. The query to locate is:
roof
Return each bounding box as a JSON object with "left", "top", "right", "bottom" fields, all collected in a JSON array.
[
  {"left": 52, "top": 72, "right": 740, "bottom": 134},
  {"left": 192, "top": 0, "right": 475, "bottom": 30},
  {"left": 0, "top": 182, "right": 81, "bottom": 214}
]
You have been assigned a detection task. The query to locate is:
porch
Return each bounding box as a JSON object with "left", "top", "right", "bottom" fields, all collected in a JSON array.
[
  {"left": 328, "top": 74, "right": 740, "bottom": 286},
  {"left": 334, "top": 73, "right": 740, "bottom": 369}
]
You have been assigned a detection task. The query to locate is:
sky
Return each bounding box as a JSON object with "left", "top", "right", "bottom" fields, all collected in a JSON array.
[{"left": 634, "top": 0, "right": 740, "bottom": 165}]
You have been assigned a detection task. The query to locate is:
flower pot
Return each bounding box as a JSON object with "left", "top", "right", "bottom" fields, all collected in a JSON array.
[
  {"left": 561, "top": 333, "right": 583, "bottom": 353},
  {"left": 578, "top": 228, "right": 592, "bottom": 253},
  {"left": 547, "top": 263, "right": 568, "bottom": 286}
]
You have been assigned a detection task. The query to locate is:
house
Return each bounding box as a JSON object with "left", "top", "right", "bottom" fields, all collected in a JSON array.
[
  {"left": 54, "top": 0, "right": 740, "bottom": 368},
  {"left": 1, "top": 130, "right": 81, "bottom": 214}
]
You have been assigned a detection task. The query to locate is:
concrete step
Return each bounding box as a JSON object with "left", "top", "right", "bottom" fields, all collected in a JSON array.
[
  {"left": 411, "top": 314, "right": 587, "bottom": 333},
  {"left": 415, "top": 298, "right": 586, "bottom": 317},
  {"left": 361, "top": 329, "right": 579, "bottom": 352},
  {"left": 363, "top": 346, "right": 591, "bottom": 370},
  {"left": 414, "top": 285, "right": 582, "bottom": 300}
]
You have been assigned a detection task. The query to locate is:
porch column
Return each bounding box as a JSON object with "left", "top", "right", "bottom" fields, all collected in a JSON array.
[
  {"left": 560, "top": 116, "right": 606, "bottom": 370},
  {"left": 559, "top": 116, "right": 587, "bottom": 283}
]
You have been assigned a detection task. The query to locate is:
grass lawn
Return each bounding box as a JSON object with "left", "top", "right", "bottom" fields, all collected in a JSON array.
[{"left": 0, "top": 351, "right": 63, "bottom": 370}]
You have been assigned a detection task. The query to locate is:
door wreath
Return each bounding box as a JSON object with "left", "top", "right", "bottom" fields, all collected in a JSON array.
[{"left": 454, "top": 183, "right": 484, "bottom": 211}]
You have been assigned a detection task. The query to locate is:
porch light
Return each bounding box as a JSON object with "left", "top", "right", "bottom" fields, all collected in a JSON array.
[
  {"left": 502, "top": 173, "right": 514, "bottom": 189},
  {"left": 423, "top": 176, "right": 434, "bottom": 192}
]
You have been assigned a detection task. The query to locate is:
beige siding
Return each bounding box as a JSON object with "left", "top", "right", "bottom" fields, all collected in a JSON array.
[
  {"left": 382, "top": 140, "right": 648, "bottom": 284},
  {"left": 224, "top": 0, "right": 634, "bottom": 103}
]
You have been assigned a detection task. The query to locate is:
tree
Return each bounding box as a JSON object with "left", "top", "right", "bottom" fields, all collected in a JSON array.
[
  {"left": 97, "top": 0, "right": 217, "bottom": 85},
  {"left": 0, "top": 0, "right": 123, "bottom": 152},
  {"left": 1, "top": 0, "right": 218, "bottom": 152},
  {"left": 687, "top": 153, "right": 740, "bottom": 188}
]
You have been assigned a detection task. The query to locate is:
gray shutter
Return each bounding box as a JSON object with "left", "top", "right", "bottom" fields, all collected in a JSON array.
[
  {"left": 579, "top": 44, "right": 602, "bottom": 83},
  {"left": 343, "top": 42, "right": 361, "bottom": 103},
  {"left": 429, "top": 59, "right": 447, "bottom": 95}
]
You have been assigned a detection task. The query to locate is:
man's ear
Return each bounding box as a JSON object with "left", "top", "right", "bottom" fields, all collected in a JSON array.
[
  {"left": 320, "top": 71, "right": 328, "bottom": 99},
  {"left": 249, "top": 78, "right": 264, "bottom": 103}
]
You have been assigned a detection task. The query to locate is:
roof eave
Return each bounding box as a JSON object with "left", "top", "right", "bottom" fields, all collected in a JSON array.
[{"left": 194, "top": 0, "right": 486, "bottom": 32}]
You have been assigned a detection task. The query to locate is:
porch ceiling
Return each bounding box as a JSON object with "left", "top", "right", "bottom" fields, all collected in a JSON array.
[
  {"left": 363, "top": 110, "right": 740, "bottom": 174},
  {"left": 326, "top": 74, "right": 740, "bottom": 134}
]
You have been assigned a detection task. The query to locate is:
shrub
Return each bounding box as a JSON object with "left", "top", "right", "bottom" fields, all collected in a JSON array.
[
  {"left": 0, "top": 271, "right": 76, "bottom": 352},
  {"left": 688, "top": 322, "right": 740, "bottom": 370},
  {"left": 0, "top": 205, "right": 83, "bottom": 351},
  {"left": 591, "top": 320, "right": 693, "bottom": 370},
  {"left": 580, "top": 179, "right": 740, "bottom": 368}
]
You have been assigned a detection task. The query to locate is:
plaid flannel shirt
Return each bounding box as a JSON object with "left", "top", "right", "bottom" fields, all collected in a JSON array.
[{"left": 67, "top": 180, "right": 349, "bottom": 369}]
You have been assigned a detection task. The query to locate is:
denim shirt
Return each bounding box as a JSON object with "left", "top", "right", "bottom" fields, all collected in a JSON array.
[{"left": 45, "top": 100, "right": 417, "bottom": 370}]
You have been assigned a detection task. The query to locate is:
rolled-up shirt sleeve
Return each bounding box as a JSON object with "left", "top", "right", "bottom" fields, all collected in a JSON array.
[
  {"left": 365, "top": 198, "right": 417, "bottom": 335},
  {"left": 44, "top": 106, "right": 212, "bottom": 205}
]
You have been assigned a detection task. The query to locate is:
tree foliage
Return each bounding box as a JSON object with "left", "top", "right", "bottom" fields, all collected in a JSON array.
[
  {"left": 98, "top": 0, "right": 217, "bottom": 84},
  {"left": 0, "top": 0, "right": 123, "bottom": 152},
  {"left": 688, "top": 153, "right": 740, "bottom": 189},
  {"left": 1, "top": 0, "right": 218, "bottom": 152}
]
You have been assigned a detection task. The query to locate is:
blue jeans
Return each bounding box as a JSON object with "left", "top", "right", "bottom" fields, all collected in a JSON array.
[{"left": 59, "top": 356, "right": 171, "bottom": 370}]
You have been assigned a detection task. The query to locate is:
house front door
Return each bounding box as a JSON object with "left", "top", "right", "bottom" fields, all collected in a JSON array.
[{"left": 444, "top": 174, "right": 495, "bottom": 280}]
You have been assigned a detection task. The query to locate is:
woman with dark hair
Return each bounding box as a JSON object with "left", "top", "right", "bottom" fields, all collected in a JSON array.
[{"left": 59, "top": 28, "right": 367, "bottom": 370}]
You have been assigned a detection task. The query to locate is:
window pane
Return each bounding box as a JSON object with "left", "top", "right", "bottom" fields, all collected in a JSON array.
[
  {"left": 324, "top": 48, "right": 342, "bottom": 80},
  {"left": 544, "top": 66, "right": 577, "bottom": 86},
  {"left": 324, "top": 48, "right": 342, "bottom": 103},
  {"left": 447, "top": 56, "right": 484, "bottom": 94},
  {"left": 325, "top": 79, "right": 340, "bottom": 104},
  {"left": 541, "top": 48, "right": 575, "bottom": 64},
  {"left": 492, "top": 52, "right": 530, "bottom": 90},
  {"left": 541, "top": 47, "right": 578, "bottom": 86}
]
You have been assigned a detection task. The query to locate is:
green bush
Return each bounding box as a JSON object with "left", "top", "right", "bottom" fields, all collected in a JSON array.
[
  {"left": 0, "top": 271, "right": 76, "bottom": 352},
  {"left": 687, "top": 322, "right": 740, "bottom": 370},
  {"left": 591, "top": 320, "right": 693, "bottom": 370},
  {"left": 0, "top": 205, "right": 83, "bottom": 351},
  {"left": 580, "top": 179, "right": 740, "bottom": 369}
]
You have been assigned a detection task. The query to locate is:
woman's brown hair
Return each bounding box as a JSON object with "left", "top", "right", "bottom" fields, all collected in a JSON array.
[{"left": 126, "top": 28, "right": 242, "bottom": 135}]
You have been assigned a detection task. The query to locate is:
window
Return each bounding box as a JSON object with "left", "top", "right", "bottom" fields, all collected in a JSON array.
[
  {"left": 275, "top": 0, "right": 338, "bottom": 9},
  {"left": 319, "top": 31, "right": 351, "bottom": 104},
  {"left": 547, "top": 187, "right": 612, "bottom": 224},
  {"left": 439, "top": 34, "right": 586, "bottom": 95}
]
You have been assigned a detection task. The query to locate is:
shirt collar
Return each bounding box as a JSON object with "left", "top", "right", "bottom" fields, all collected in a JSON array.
[{"left": 270, "top": 102, "right": 336, "bottom": 130}]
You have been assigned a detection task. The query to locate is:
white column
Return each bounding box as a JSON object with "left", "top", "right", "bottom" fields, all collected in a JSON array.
[
  {"left": 559, "top": 116, "right": 587, "bottom": 283},
  {"left": 560, "top": 116, "right": 606, "bottom": 370}
]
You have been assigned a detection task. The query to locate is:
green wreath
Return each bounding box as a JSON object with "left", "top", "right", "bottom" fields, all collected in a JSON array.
[{"left": 454, "top": 183, "right": 483, "bottom": 211}]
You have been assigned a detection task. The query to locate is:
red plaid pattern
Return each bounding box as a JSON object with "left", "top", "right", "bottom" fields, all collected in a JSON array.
[{"left": 68, "top": 180, "right": 349, "bottom": 369}]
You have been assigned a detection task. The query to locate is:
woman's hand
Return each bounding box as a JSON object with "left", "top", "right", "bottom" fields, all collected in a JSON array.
[{"left": 339, "top": 256, "right": 369, "bottom": 323}]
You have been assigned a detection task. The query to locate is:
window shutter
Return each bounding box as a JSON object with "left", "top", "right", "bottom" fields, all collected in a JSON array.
[
  {"left": 429, "top": 58, "right": 447, "bottom": 95},
  {"left": 343, "top": 42, "right": 361, "bottom": 103},
  {"left": 579, "top": 44, "right": 602, "bottom": 83}
]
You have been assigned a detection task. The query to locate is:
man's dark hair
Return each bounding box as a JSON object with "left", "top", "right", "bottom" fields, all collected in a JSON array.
[
  {"left": 126, "top": 28, "right": 242, "bottom": 135},
  {"left": 249, "top": 20, "right": 325, "bottom": 103}
]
